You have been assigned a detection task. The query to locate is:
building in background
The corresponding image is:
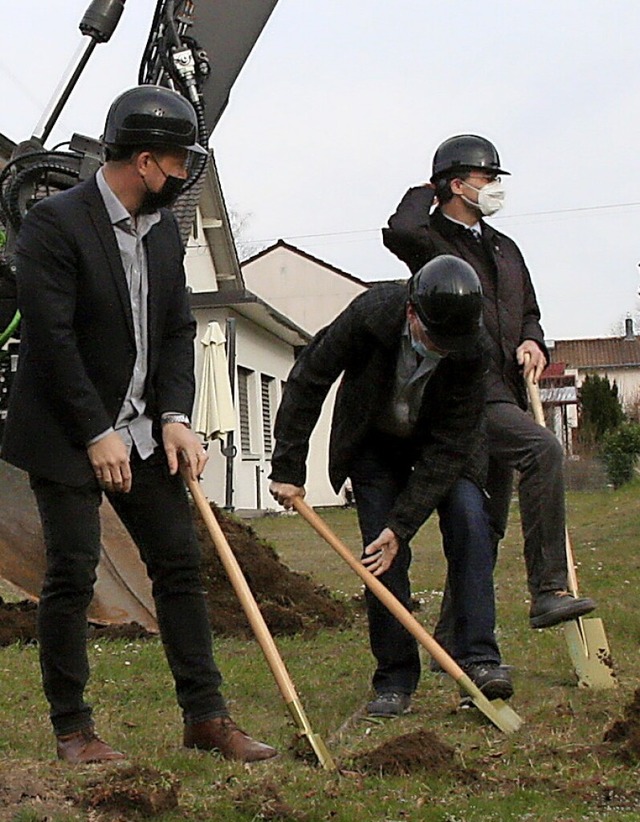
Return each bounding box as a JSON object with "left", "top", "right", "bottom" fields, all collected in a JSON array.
[{"left": 544, "top": 318, "right": 640, "bottom": 453}]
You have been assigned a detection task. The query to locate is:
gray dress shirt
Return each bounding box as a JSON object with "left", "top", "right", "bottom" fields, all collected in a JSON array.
[{"left": 94, "top": 168, "right": 161, "bottom": 458}]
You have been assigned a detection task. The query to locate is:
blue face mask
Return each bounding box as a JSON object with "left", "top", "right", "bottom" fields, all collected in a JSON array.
[{"left": 410, "top": 334, "right": 444, "bottom": 364}]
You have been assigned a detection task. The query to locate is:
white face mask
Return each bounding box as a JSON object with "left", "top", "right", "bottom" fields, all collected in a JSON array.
[{"left": 461, "top": 178, "right": 506, "bottom": 216}]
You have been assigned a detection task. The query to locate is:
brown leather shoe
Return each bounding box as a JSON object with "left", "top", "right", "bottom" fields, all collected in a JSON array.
[
  {"left": 56, "top": 725, "right": 126, "bottom": 764},
  {"left": 183, "top": 716, "right": 277, "bottom": 763}
]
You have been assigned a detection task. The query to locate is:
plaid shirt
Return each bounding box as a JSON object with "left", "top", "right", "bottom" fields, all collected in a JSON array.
[{"left": 271, "top": 283, "right": 488, "bottom": 541}]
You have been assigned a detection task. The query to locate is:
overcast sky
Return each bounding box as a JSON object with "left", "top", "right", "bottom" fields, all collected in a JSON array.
[{"left": 3, "top": 1, "right": 640, "bottom": 340}]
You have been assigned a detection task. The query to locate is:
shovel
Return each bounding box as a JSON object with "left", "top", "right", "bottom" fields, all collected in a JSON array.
[
  {"left": 184, "top": 472, "right": 336, "bottom": 769},
  {"left": 524, "top": 366, "right": 616, "bottom": 689},
  {"left": 291, "top": 497, "right": 523, "bottom": 735}
]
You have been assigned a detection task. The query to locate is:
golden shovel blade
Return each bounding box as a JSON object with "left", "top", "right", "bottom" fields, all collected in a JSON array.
[{"left": 563, "top": 618, "right": 617, "bottom": 689}]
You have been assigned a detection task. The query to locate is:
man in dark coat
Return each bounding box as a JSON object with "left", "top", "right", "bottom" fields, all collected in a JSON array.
[
  {"left": 1, "top": 85, "right": 276, "bottom": 765},
  {"left": 270, "top": 255, "right": 513, "bottom": 717},
  {"left": 382, "top": 134, "right": 596, "bottom": 634}
]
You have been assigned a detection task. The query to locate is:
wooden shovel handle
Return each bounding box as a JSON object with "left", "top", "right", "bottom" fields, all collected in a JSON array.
[
  {"left": 523, "top": 357, "right": 580, "bottom": 596},
  {"left": 184, "top": 472, "right": 298, "bottom": 703},
  {"left": 292, "top": 496, "right": 467, "bottom": 681}
]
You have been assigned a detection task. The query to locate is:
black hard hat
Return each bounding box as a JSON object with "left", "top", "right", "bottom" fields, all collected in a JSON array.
[
  {"left": 103, "top": 85, "right": 207, "bottom": 155},
  {"left": 409, "top": 255, "right": 483, "bottom": 352},
  {"left": 431, "top": 134, "right": 509, "bottom": 181}
]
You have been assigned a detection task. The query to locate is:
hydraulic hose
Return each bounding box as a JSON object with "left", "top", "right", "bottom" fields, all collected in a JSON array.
[{"left": 0, "top": 311, "right": 20, "bottom": 349}]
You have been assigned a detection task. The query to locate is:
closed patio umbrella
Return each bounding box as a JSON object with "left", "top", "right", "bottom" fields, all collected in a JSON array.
[{"left": 194, "top": 321, "right": 236, "bottom": 441}]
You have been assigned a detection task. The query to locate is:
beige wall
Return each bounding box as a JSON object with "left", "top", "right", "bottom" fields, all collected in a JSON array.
[{"left": 243, "top": 245, "right": 367, "bottom": 334}]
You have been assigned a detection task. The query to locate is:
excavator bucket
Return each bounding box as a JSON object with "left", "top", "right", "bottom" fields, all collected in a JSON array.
[{"left": 0, "top": 461, "right": 157, "bottom": 631}]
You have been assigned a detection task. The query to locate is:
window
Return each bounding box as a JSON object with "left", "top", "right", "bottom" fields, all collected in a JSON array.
[
  {"left": 261, "top": 375, "right": 275, "bottom": 453},
  {"left": 237, "top": 366, "right": 253, "bottom": 455}
]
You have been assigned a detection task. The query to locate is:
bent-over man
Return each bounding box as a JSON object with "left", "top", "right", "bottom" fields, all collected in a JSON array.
[{"left": 270, "top": 255, "right": 513, "bottom": 717}]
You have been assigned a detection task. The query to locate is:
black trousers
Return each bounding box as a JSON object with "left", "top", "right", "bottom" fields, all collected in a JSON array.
[
  {"left": 31, "top": 449, "right": 227, "bottom": 736},
  {"left": 485, "top": 401, "right": 568, "bottom": 594}
]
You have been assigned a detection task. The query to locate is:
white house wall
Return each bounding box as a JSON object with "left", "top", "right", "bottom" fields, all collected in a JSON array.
[
  {"left": 185, "top": 212, "right": 218, "bottom": 294},
  {"left": 191, "top": 307, "right": 341, "bottom": 511},
  {"left": 243, "top": 245, "right": 367, "bottom": 334}
]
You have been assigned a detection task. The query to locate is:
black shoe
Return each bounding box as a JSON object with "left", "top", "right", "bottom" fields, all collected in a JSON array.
[
  {"left": 366, "top": 691, "right": 411, "bottom": 717},
  {"left": 460, "top": 663, "right": 514, "bottom": 703},
  {"left": 529, "top": 590, "right": 596, "bottom": 629}
]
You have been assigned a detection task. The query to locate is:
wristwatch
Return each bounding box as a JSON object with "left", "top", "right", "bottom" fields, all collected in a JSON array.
[{"left": 161, "top": 412, "right": 191, "bottom": 428}]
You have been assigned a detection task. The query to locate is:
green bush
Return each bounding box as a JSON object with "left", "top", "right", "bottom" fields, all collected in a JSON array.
[
  {"left": 579, "top": 374, "right": 625, "bottom": 445},
  {"left": 601, "top": 422, "right": 640, "bottom": 487}
]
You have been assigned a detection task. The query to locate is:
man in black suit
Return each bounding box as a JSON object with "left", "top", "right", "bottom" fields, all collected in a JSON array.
[
  {"left": 269, "top": 256, "right": 513, "bottom": 717},
  {"left": 1, "top": 86, "right": 276, "bottom": 764}
]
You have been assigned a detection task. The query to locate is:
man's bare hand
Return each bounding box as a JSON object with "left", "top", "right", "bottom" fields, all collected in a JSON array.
[
  {"left": 88, "top": 432, "right": 132, "bottom": 493},
  {"left": 163, "top": 423, "right": 208, "bottom": 481},
  {"left": 362, "top": 527, "right": 400, "bottom": 577},
  {"left": 517, "top": 340, "right": 547, "bottom": 384},
  {"left": 269, "top": 481, "right": 305, "bottom": 510}
]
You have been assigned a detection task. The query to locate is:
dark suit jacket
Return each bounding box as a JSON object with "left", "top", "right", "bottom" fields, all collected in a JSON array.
[
  {"left": 382, "top": 187, "right": 547, "bottom": 408},
  {"left": 1, "top": 175, "right": 196, "bottom": 486},
  {"left": 270, "top": 284, "right": 487, "bottom": 541}
]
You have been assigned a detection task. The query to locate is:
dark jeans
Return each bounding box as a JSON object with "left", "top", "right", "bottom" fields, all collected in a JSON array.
[
  {"left": 434, "top": 401, "right": 569, "bottom": 652},
  {"left": 31, "top": 449, "right": 226, "bottom": 736},
  {"left": 350, "top": 439, "right": 500, "bottom": 696}
]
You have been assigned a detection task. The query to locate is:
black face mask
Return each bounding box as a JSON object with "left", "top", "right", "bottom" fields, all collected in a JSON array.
[{"left": 139, "top": 173, "right": 184, "bottom": 214}]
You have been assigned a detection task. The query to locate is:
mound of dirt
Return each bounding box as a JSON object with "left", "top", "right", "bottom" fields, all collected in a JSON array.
[
  {"left": 0, "top": 598, "right": 37, "bottom": 646},
  {"left": 0, "top": 505, "right": 350, "bottom": 645},
  {"left": 603, "top": 687, "right": 640, "bottom": 762},
  {"left": 353, "top": 730, "right": 460, "bottom": 777},
  {"left": 194, "top": 503, "right": 351, "bottom": 638}
]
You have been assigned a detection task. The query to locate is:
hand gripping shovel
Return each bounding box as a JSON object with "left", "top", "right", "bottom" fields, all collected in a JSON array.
[
  {"left": 524, "top": 366, "right": 616, "bottom": 689},
  {"left": 291, "top": 497, "right": 523, "bottom": 735},
  {"left": 184, "top": 473, "right": 336, "bottom": 769}
]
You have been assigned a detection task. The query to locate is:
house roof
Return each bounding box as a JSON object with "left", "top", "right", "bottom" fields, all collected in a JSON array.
[
  {"left": 541, "top": 362, "right": 567, "bottom": 378},
  {"left": 550, "top": 336, "right": 640, "bottom": 369},
  {"left": 190, "top": 288, "right": 311, "bottom": 348},
  {"left": 242, "top": 238, "right": 370, "bottom": 287}
]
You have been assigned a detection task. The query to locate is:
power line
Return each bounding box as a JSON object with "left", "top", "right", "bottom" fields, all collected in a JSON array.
[{"left": 247, "top": 200, "right": 640, "bottom": 246}]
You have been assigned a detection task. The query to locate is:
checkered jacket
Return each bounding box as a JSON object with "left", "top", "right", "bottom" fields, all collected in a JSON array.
[{"left": 271, "top": 283, "right": 488, "bottom": 541}]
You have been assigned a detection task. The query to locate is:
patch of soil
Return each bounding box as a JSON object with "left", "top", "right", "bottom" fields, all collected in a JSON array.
[
  {"left": 352, "top": 730, "right": 471, "bottom": 778},
  {"left": 80, "top": 765, "right": 180, "bottom": 817},
  {"left": 233, "top": 778, "right": 309, "bottom": 821},
  {"left": 603, "top": 687, "right": 640, "bottom": 762},
  {"left": 0, "top": 764, "right": 76, "bottom": 821},
  {"left": 88, "top": 622, "right": 156, "bottom": 641},
  {"left": 0, "top": 504, "right": 351, "bottom": 645},
  {"left": 194, "top": 503, "right": 351, "bottom": 638},
  {"left": 0, "top": 597, "right": 37, "bottom": 646}
]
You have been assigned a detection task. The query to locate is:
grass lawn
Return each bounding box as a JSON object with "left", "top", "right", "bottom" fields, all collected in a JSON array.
[{"left": 0, "top": 481, "right": 638, "bottom": 820}]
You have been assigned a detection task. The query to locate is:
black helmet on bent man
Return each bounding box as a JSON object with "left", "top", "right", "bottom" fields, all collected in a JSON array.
[
  {"left": 431, "top": 134, "right": 509, "bottom": 182},
  {"left": 408, "top": 255, "right": 483, "bottom": 352},
  {"left": 103, "top": 85, "right": 207, "bottom": 155}
]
